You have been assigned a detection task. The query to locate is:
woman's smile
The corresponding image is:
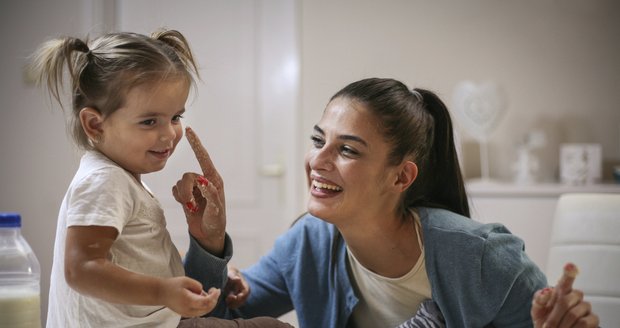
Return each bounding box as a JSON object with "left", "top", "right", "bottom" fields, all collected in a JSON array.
[{"left": 310, "top": 175, "right": 343, "bottom": 198}]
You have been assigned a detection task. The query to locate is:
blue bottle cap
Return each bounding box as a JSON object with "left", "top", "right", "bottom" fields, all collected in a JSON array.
[{"left": 0, "top": 212, "right": 22, "bottom": 227}]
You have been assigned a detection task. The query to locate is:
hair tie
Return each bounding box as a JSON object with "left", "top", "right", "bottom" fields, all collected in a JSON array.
[
  {"left": 72, "top": 39, "right": 92, "bottom": 59},
  {"left": 410, "top": 88, "right": 423, "bottom": 102}
]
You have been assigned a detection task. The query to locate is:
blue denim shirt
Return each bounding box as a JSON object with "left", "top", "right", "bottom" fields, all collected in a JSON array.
[{"left": 185, "top": 207, "right": 547, "bottom": 327}]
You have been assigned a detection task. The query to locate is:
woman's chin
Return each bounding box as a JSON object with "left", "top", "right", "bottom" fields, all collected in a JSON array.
[{"left": 307, "top": 204, "right": 339, "bottom": 224}]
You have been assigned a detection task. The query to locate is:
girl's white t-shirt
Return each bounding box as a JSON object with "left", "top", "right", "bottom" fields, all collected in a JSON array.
[
  {"left": 347, "top": 211, "right": 431, "bottom": 328},
  {"left": 47, "top": 151, "right": 184, "bottom": 328}
]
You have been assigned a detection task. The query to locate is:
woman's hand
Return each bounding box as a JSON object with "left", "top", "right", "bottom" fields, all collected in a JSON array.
[
  {"left": 224, "top": 265, "right": 250, "bottom": 309},
  {"left": 531, "top": 263, "right": 599, "bottom": 327},
  {"left": 173, "top": 126, "right": 227, "bottom": 255}
]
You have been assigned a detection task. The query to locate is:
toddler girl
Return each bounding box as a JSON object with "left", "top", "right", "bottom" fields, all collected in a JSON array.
[{"left": 31, "top": 29, "right": 220, "bottom": 327}]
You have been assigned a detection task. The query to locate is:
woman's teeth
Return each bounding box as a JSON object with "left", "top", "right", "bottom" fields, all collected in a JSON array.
[{"left": 313, "top": 180, "right": 342, "bottom": 191}]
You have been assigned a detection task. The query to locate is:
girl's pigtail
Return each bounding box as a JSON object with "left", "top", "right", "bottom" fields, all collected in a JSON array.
[
  {"left": 63, "top": 38, "right": 91, "bottom": 103},
  {"left": 151, "top": 29, "right": 199, "bottom": 79},
  {"left": 414, "top": 88, "right": 470, "bottom": 217},
  {"left": 30, "top": 37, "right": 90, "bottom": 109}
]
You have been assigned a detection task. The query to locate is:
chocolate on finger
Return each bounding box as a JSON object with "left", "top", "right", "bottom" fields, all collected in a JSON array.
[{"left": 185, "top": 126, "right": 221, "bottom": 187}]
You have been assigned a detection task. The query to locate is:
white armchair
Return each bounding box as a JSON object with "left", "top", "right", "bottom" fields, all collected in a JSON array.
[{"left": 546, "top": 193, "right": 620, "bottom": 327}]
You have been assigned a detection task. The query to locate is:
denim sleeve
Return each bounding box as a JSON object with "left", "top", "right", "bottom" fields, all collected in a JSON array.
[
  {"left": 482, "top": 231, "right": 548, "bottom": 327},
  {"left": 184, "top": 234, "right": 234, "bottom": 318},
  {"left": 235, "top": 232, "right": 296, "bottom": 318}
]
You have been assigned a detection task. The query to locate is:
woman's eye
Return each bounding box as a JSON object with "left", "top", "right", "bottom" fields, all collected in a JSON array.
[
  {"left": 341, "top": 146, "right": 358, "bottom": 156},
  {"left": 310, "top": 135, "right": 324, "bottom": 148}
]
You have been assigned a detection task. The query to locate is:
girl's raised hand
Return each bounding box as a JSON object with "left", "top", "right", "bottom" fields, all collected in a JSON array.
[
  {"left": 173, "top": 126, "right": 227, "bottom": 255},
  {"left": 531, "top": 263, "right": 599, "bottom": 327}
]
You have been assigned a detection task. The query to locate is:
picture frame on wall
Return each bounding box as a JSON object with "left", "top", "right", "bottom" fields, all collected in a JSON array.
[{"left": 559, "top": 143, "right": 602, "bottom": 185}]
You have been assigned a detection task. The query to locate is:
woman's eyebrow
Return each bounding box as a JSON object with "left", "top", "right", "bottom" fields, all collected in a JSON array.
[
  {"left": 313, "top": 125, "right": 325, "bottom": 135},
  {"left": 313, "top": 125, "right": 368, "bottom": 147},
  {"left": 339, "top": 134, "right": 368, "bottom": 147}
]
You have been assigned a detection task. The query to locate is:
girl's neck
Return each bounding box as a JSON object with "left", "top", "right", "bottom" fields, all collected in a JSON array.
[{"left": 93, "top": 149, "right": 142, "bottom": 182}]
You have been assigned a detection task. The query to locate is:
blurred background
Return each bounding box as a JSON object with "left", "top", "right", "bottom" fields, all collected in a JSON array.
[{"left": 1, "top": 0, "right": 619, "bottom": 325}]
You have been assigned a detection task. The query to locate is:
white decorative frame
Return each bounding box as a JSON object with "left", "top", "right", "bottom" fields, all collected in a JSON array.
[{"left": 559, "top": 143, "right": 602, "bottom": 185}]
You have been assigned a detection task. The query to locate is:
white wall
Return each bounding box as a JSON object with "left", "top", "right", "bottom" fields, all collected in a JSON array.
[
  {"left": 299, "top": 0, "right": 620, "bottom": 182},
  {"left": 1, "top": 0, "right": 95, "bottom": 325},
  {"left": 2, "top": 0, "right": 619, "bottom": 325}
]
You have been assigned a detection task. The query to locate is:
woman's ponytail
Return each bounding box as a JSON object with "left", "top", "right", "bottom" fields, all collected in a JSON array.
[{"left": 413, "top": 88, "right": 469, "bottom": 217}]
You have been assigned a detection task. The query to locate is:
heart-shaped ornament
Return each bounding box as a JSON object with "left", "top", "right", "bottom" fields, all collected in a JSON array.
[{"left": 451, "top": 81, "right": 508, "bottom": 141}]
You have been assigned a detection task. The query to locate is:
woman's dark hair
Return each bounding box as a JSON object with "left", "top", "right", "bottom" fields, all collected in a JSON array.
[{"left": 330, "top": 78, "right": 470, "bottom": 218}]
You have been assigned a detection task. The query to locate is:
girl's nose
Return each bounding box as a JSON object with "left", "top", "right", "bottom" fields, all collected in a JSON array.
[{"left": 160, "top": 123, "right": 177, "bottom": 142}]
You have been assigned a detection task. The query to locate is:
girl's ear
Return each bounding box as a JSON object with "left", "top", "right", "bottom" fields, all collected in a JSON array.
[
  {"left": 394, "top": 161, "right": 418, "bottom": 192},
  {"left": 79, "top": 107, "right": 104, "bottom": 144}
]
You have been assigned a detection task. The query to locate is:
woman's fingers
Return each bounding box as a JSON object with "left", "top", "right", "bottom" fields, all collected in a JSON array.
[
  {"left": 185, "top": 126, "right": 223, "bottom": 189},
  {"left": 532, "top": 262, "right": 600, "bottom": 328},
  {"left": 225, "top": 266, "right": 249, "bottom": 309},
  {"left": 548, "top": 262, "right": 579, "bottom": 309},
  {"left": 544, "top": 289, "right": 584, "bottom": 327},
  {"left": 531, "top": 287, "right": 553, "bottom": 326},
  {"left": 194, "top": 175, "right": 226, "bottom": 230},
  {"left": 557, "top": 298, "right": 591, "bottom": 327},
  {"left": 556, "top": 262, "right": 578, "bottom": 295},
  {"left": 172, "top": 172, "right": 203, "bottom": 212}
]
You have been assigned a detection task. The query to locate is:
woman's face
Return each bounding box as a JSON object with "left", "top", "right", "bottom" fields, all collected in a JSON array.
[{"left": 305, "top": 97, "right": 402, "bottom": 226}]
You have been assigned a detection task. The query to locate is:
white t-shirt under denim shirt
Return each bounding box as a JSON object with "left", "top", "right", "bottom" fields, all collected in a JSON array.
[
  {"left": 47, "top": 151, "right": 184, "bottom": 328},
  {"left": 347, "top": 210, "right": 432, "bottom": 328}
]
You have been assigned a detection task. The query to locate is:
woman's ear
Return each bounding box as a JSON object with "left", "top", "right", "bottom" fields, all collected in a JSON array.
[
  {"left": 395, "top": 161, "right": 418, "bottom": 192},
  {"left": 79, "top": 107, "right": 103, "bottom": 144}
]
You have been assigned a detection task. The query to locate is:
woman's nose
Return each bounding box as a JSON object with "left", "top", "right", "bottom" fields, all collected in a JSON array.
[{"left": 308, "top": 146, "right": 334, "bottom": 171}]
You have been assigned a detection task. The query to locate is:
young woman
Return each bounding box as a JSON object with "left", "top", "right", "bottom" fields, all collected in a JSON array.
[{"left": 177, "top": 78, "right": 599, "bottom": 327}]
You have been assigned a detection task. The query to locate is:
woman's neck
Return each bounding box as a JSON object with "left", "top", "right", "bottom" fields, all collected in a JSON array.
[{"left": 339, "top": 211, "right": 421, "bottom": 278}]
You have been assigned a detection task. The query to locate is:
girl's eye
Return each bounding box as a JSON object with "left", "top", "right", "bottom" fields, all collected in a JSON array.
[
  {"left": 140, "top": 119, "right": 156, "bottom": 126},
  {"left": 172, "top": 114, "right": 184, "bottom": 123},
  {"left": 310, "top": 135, "right": 324, "bottom": 148}
]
